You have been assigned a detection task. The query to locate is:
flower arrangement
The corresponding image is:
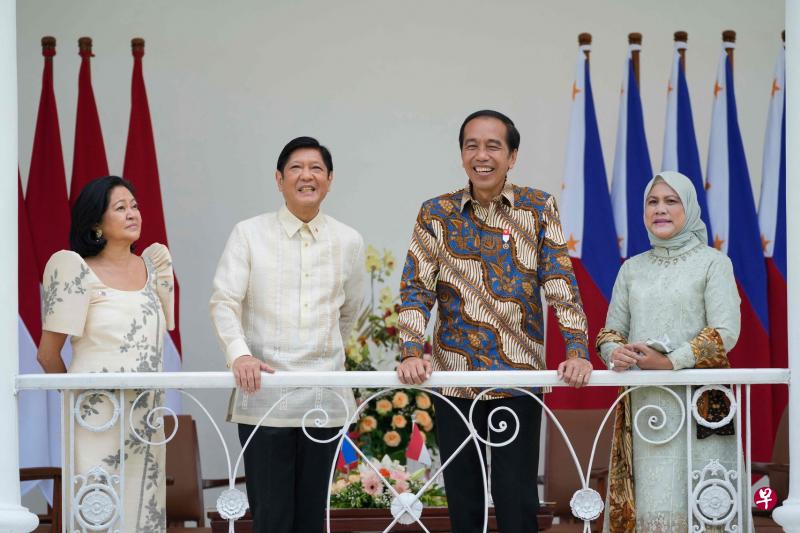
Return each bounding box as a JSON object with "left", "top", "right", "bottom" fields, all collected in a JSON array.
[
  {"left": 355, "top": 390, "right": 438, "bottom": 463},
  {"left": 330, "top": 456, "right": 446, "bottom": 509},
  {"left": 344, "top": 245, "right": 401, "bottom": 372},
  {"left": 343, "top": 245, "right": 438, "bottom": 463}
]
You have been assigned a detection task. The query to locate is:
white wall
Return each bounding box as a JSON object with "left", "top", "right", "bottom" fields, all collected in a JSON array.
[{"left": 17, "top": 0, "right": 784, "bottom": 514}]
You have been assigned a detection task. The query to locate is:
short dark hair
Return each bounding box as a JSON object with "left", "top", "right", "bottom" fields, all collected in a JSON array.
[
  {"left": 70, "top": 176, "right": 137, "bottom": 258},
  {"left": 458, "top": 109, "right": 520, "bottom": 152},
  {"left": 276, "top": 136, "right": 333, "bottom": 174}
]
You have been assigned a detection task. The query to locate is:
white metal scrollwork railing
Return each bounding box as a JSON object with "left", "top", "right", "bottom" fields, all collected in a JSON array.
[{"left": 15, "top": 369, "right": 790, "bottom": 533}]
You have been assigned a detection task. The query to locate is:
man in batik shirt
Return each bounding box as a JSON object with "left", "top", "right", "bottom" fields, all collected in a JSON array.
[{"left": 396, "top": 110, "right": 592, "bottom": 533}]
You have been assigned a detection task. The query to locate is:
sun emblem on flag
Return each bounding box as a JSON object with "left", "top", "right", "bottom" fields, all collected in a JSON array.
[
  {"left": 566, "top": 234, "right": 580, "bottom": 252},
  {"left": 761, "top": 234, "right": 771, "bottom": 253}
]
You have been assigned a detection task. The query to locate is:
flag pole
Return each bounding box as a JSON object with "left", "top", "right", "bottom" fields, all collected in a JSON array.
[
  {"left": 628, "top": 32, "right": 642, "bottom": 87},
  {"left": 675, "top": 31, "right": 688, "bottom": 70},
  {"left": 579, "top": 32, "right": 591, "bottom": 61},
  {"left": 0, "top": 1, "right": 44, "bottom": 529},
  {"left": 78, "top": 36, "right": 92, "bottom": 55},
  {"left": 723, "top": 30, "right": 736, "bottom": 73},
  {"left": 774, "top": 1, "right": 800, "bottom": 529}
]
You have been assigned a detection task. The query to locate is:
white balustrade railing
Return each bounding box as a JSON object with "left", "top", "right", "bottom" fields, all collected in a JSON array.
[{"left": 13, "top": 369, "right": 791, "bottom": 533}]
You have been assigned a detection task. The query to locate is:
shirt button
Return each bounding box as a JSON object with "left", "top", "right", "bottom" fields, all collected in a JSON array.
[
  {"left": 304, "top": 273, "right": 310, "bottom": 278},
  {"left": 303, "top": 243, "right": 309, "bottom": 247}
]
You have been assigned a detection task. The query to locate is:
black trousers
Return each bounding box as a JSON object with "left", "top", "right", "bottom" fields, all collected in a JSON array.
[
  {"left": 237, "top": 424, "right": 338, "bottom": 533},
  {"left": 433, "top": 394, "right": 542, "bottom": 533}
]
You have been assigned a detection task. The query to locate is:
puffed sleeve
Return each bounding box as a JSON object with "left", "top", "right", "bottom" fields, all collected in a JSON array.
[
  {"left": 142, "top": 243, "right": 176, "bottom": 331},
  {"left": 41, "top": 250, "right": 92, "bottom": 336}
]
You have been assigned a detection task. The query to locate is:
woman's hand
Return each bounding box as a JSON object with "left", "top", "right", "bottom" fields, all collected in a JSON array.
[
  {"left": 630, "top": 343, "right": 674, "bottom": 370},
  {"left": 609, "top": 344, "right": 641, "bottom": 372}
]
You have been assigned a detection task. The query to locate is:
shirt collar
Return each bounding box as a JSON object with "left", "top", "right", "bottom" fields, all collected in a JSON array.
[
  {"left": 278, "top": 205, "right": 326, "bottom": 240},
  {"left": 460, "top": 180, "right": 515, "bottom": 211}
]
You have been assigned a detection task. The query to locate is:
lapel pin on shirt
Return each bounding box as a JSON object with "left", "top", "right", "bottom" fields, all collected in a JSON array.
[{"left": 502, "top": 229, "right": 510, "bottom": 249}]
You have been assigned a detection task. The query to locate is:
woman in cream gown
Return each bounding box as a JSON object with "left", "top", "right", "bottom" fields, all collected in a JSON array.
[
  {"left": 597, "top": 171, "right": 744, "bottom": 532},
  {"left": 37, "top": 176, "right": 174, "bottom": 533}
]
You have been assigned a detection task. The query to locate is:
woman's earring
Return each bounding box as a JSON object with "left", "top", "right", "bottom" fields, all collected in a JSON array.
[{"left": 94, "top": 228, "right": 103, "bottom": 239}]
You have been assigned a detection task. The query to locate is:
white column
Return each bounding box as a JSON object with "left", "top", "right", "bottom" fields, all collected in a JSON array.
[
  {"left": 0, "top": 1, "right": 39, "bottom": 532},
  {"left": 774, "top": 0, "right": 800, "bottom": 530}
]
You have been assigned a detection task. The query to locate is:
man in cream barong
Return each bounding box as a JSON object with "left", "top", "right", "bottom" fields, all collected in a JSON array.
[{"left": 210, "top": 136, "right": 365, "bottom": 533}]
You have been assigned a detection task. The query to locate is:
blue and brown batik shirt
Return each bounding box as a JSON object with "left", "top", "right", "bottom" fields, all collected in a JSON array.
[{"left": 398, "top": 181, "right": 589, "bottom": 399}]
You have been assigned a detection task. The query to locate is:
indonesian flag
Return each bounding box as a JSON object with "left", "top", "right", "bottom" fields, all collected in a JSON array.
[
  {"left": 26, "top": 37, "right": 70, "bottom": 271},
  {"left": 545, "top": 40, "right": 619, "bottom": 409},
  {"left": 123, "top": 38, "right": 182, "bottom": 409},
  {"left": 21, "top": 37, "right": 70, "bottom": 502},
  {"left": 661, "top": 39, "right": 712, "bottom": 242},
  {"left": 611, "top": 43, "right": 653, "bottom": 259},
  {"left": 706, "top": 40, "right": 773, "bottom": 461},
  {"left": 18, "top": 173, "right": 53, "bottom": 500},
  {"left": 70, "top": 37, "right": 109, "bottom": 204},
  {"left": 758, "top": 43, "right": 786, "bottom": 434},
  {"left": 405, "top": 422, "right": 431, "bottom": 468}
]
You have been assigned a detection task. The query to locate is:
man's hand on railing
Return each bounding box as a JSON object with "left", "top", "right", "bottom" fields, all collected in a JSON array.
[
  {"left": 231, "top": 355, "right": 275, "bottom": 394},
  {"left": 557, "top": 358, "right": 593, "bottom": 388},
  {"left": 396, "top": 357, "right": 432, "bottom": 385}
]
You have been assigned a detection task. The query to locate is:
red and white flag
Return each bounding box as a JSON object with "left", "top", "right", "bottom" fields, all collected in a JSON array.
[
  {"left": 26, "top": 37, "right": 70, "bottom": 270},
  {"left": 18, "top": 172, "right": 53, "bottom": 500},
  {"left": 405, "top": 422, "right": 431, "bottom": 469},
  {"left": 70, "top": 37, "right": 109, "bottom": 204},
  {"left": 21, "top": 37, "right": 70, "bottom": 501},
  {"left": 123, "top": 38, "right": 182, "bottom": 409}
]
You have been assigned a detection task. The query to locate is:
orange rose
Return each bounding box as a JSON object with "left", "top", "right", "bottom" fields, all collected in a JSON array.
[
  {"left": 392, "top": 414, "right": 407, "bottom": 429},
  {"left": 376, "top": 399, "right": 393, "bottom": 415},
  {"left": 359, "top": 415, "right": 377, "bottom": 433},
  {"left": 415, "top": 392, "right": 431, "bottom": 409},
  {"left": 392, "top": 391, "right": 409, "bottom": 409},
  {"left": 331, "top": 479, "right": 348, "bottom": 494},
  {"left": 383, "top": 430, "right": 402, "bottom": 447},
  {"left": 414, "top": 410, "right": 432, "bottom": 428}
]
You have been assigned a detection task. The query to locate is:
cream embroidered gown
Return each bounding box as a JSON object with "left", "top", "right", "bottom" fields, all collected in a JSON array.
[{"left": 42, "top": 244, "right": 174, "bottom": 533}]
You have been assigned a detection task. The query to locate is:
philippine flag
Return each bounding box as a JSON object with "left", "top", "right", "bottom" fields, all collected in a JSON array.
[
  {"left": 661, "top": 35, "right": 712, "bottom": 241},
  {"left": 757, "top": 42, "right": 786, "bottom": 433},
  {"left": 706, "top": 38, "right": 773, "bottom": 461},
  {"left": 611, "top": 41, "right": 653, "bottom": 259},
  {"left": 546, "top": 37, "right": 619, "bottom": 409},
  {"left": 336, "top": 434, "right": 360, "bottom": 472}
]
